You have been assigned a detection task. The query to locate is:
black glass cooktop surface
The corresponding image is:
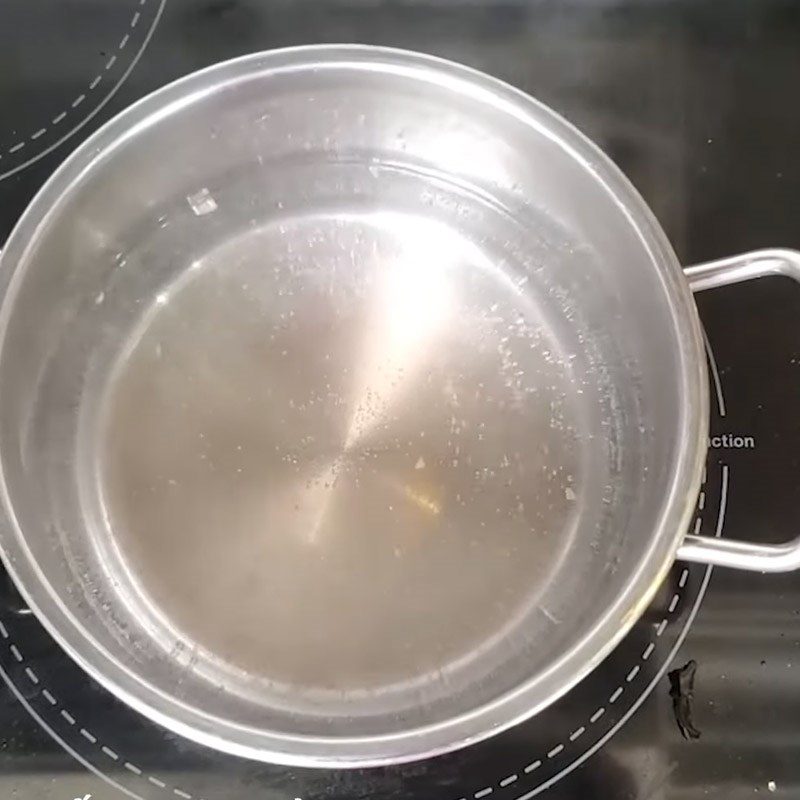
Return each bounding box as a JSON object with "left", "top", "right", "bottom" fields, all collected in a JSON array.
[{"left": 1, "top": 2, "right": 799, "bottom": 799}]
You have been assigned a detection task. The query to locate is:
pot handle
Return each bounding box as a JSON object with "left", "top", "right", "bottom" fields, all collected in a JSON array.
[{"left": 677, "top": 248, "right": 800, "bottom": 571}]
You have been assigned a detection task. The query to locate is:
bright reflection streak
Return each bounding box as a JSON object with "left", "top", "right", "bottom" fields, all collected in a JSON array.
[
  {"left": 343, "top": 215, "right": 456, "bottom": 449},
  {"left": 303, "top": 215, "right": 458, "bottom": 545}
]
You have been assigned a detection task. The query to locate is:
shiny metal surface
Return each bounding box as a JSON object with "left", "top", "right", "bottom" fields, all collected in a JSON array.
[
  {"left": 0, "top": 45, "right": 712, "bottom": 766},
  {"left": 678, "top": 249, "right": 800, "bottom": 570}
]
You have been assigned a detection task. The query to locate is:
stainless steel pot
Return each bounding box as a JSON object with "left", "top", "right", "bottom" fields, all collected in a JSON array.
[{"left": 1, "top": 46, "right": 799, "bottom": 769}]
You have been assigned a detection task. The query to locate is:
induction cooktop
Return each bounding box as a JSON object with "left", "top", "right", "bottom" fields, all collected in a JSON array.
[{"left": 1, "top": 2, "right": 799, "bottom": 799}]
